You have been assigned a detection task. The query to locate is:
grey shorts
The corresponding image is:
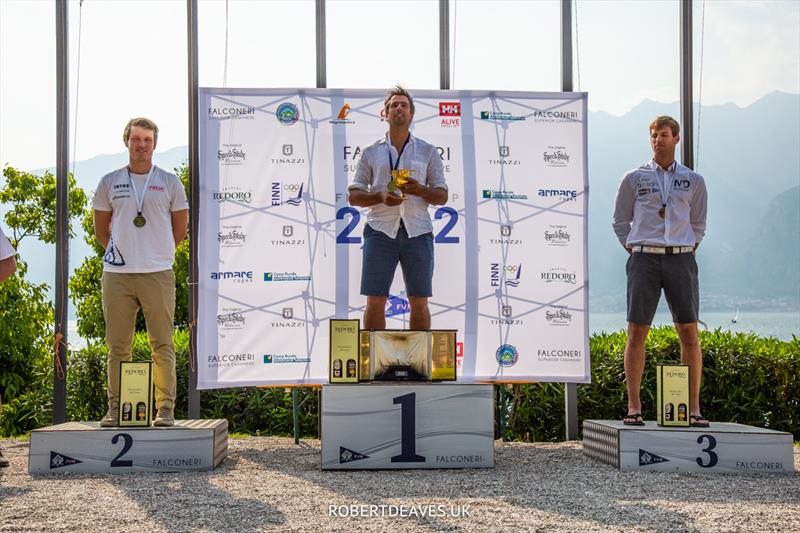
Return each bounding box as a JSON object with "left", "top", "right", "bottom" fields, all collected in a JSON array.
[{"left": 626, "top": 252, "right": 699, "bottom": 325}]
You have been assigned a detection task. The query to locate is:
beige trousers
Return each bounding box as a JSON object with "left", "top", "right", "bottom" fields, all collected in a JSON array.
[{"left": 102, "top": 269, "right": 176, "bottom": 410}]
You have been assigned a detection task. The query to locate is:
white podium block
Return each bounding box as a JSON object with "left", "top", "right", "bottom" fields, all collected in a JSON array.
[
  {"left": 29, "top": 419, "right": 228, "bottom": 475},
  {"left": 321, "top": 384, "right": 494, "bottom": 470},
  {"left": 583, "top": 420, "right": 794, "bottom": 474}
]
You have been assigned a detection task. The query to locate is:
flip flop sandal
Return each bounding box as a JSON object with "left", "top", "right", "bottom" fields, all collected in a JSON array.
[
  {"left": 690, "top": 415, "right": 710, "bottom": 428},
  {"left": 623, "top": 413, "right": 645, "bottom": 426}
]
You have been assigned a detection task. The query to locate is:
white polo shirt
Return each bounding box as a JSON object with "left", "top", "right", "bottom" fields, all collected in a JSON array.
[
  {"left": 348, "top": 133, "right": 447, "bottom": 239},
  {"left": 93, "top": 165, "right": 189, "bottom": 273}
]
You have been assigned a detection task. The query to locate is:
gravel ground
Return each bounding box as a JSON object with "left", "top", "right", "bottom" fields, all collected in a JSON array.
[{"left": 1, "top": 437, "right": 798, "bottom": 532}]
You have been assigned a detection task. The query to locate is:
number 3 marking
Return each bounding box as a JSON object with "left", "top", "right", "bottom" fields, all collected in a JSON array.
[{"left": 696, "top": 434, "right": 718, "bottom": 468}]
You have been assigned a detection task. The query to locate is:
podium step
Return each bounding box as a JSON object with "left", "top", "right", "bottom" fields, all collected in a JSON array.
[
  {"left": 29, "top": 419, "right": 228, "bottom": 474},
  {"left": 583, "top": 420, "right": 794, "bottom": 474}
]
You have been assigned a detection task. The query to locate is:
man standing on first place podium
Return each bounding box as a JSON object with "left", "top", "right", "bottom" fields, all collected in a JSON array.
[
  {"left": 94, "top": 118, "right": 189, "bottom": 427},
  {"left": 612, "top": 115, "right": 709, "bottom": 428},
  {"left": 348, "top": 86, "right": 448, "bottom": 330}
]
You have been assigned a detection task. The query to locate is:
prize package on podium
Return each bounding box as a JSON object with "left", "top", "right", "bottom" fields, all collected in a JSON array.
[
  {"left": 656, "top": 363, "right": 690, "bottom": 427},
  {"left": 119, "top": 361, "right": 153, "bottom": 427},
  {"left": 329, "top": 319, "right": 456, "bottom": 383}
]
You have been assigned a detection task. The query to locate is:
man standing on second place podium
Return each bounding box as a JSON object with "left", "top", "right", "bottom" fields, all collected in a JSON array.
[
  {"left": 348, "top": 85, "right": 448, "bottom": 330},
  {"left": 612, "top": 115, "right": 709, "bottom": 428},
  {"left": 94, "top": 118, "right": 188, "bottom": 427}
]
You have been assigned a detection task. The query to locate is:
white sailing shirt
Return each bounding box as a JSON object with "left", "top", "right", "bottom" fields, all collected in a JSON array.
[
  {"left": 93, "top": 165, "right": 189, "bottom": 273},
  {"left": 612, "top": 159, "right": 707, "bottom": 247}
]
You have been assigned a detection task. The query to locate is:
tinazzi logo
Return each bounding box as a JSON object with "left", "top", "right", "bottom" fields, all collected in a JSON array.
[
  {"left": 212, "top": 190, "right": 253, "bottom": 204},
  {"left": 538, "top": 189, "right": 577, "bottom": 201},
  {"left": 545, "top": 308, "right": 573, "bottom": 326},
  {"left": 499, "top": 146, "right": 509, "bottom": 157},
  {"left": 544, "top": 225, "right": 571, "bottom": 246},
  {"left": 330, "top": 103, "right": 355, "bottom": 125},
  {"left": 543, "top": 146, "right": 570, "bottom": 167},
  {"left": 282, "top": 307, "right": 293, "bottom": 319},
  {"left": 532, "top": 110, "right": 579, "bottom": 122},
  {"left": 276, "top": 102, "right": 299, "bottom": 125},
  {"left": 271, "top": 224, "right": 306, "bottom": 247},
  {"left": 488, "top": 145, "right": 521, "bottom": 166},
  {"left": 541, "top": 268, "right": 577, "bottom": 285},
  {"left": 491, "top": 304, "right": 523, "bottom": 326},
  {"left": 490, "top": 224, "right": 523, "bottom": 246},
  {"left": 218, "top": 144, "right": 246, "bottom": 165},
  {"left": 210, "top": 271, "right": 254, "bottom": 283},
  {"left": 271, "top": 144, "right": 306, "bottom": 165},
  {"left": 270, "top": 182, "right": 304, "bottom": 207},
  {"left": 439, "top": 102, "right": 461, "bottom": 128},
  {"left": 218, "top": 228, "right": 246, "bottom": 247},
  {"left": 490, "top": 263, "right": 522, "bottom": 288},
  {"left": 208, "top": 105, "right": 255, "bottom": 120},
  {"left": 271, "top": 306, "right": 303, "bottom": 328},
  {"left": 502, "top": 305, "right": 512, "bottom": 317},
  {"left": 495, "top": 344, "right": 519, "bottom": 367}
]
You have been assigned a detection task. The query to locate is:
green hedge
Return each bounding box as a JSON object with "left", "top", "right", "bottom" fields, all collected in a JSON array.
[{"left": 1, "top": 327, "right": 797, "bottom": 440}]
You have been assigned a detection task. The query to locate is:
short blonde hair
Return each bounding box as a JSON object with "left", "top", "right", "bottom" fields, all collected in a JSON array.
[
  {"left": 123, "top": 117, "right": 159, "bottom": 146},
  {"left": 649, "top": 116, "right": 680, "bottom": 137}
]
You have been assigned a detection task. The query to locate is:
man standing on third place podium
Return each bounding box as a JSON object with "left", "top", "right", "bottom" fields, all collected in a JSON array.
[
  {"left": 94, "top": 118, "right": 188, "bottom": 427},
  {"left": 612, "top": 115, "right": 709, "bottom": 428},
  {"left": 348, "top": 86, "right": 448, "bottom": 330}
]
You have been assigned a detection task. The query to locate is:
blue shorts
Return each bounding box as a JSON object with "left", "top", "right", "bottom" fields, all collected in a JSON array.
[{"left": 360, "top": 222, "right": 434, "bottom": 298}]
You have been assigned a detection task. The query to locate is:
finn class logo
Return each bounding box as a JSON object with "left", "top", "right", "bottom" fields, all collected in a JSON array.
[
  {"left": 639, "top": 449, "right": 669, "bottom": 466},
  {"left": 276, "top": 102, "right": 299, "bottom": 125},
  {"left": 50, "top": 451, "right": 81, "bottom": 469},
  {"left": 495, "top": 344, "right": 519, "bottom": 367},
  {"left": 339, "top": 446, "right": 369, "bottom": 463}
]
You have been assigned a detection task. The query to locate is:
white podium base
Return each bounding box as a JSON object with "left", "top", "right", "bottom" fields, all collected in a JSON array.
[
  {"left": 583, "top": 419, "right": 794, "bottom": 474},
  {"left": 321, "top": 383, "right": 494, "bottom": 470},
  {"left": 29, "top": 419, "right": 228, "bottom": 474}
]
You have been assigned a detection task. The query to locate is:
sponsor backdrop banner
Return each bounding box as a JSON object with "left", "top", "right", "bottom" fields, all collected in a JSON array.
[{"left": 198, "top": 88, "right": 589, "bottom": 389}]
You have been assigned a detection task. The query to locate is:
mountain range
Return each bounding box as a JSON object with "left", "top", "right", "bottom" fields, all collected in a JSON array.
[{"left": 9, "top": 91, "right": 800, "bottom": 316}]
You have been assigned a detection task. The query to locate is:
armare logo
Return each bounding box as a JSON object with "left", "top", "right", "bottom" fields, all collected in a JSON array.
[
  {"left": 538, "top": 189, "right": 577, "bottom": 201},
  {"left": 208, "top": 105, "right": 255, "bottom": 120},
  {"left": 270, "top": 182, "right": 304, "bottom": 207},
  {"left": 210, "top": 271, "right": 253, "bottom": 283},
  {"left": 276, "top": 102, "right": 299, "bottom": 125},
  {"left": 490, "top": 263, "right": 522, "bottom": 288}
]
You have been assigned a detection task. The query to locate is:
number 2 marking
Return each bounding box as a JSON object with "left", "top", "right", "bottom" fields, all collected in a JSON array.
[
  {"left": 335, "top": 207, "right": 460, "bottom": 244},
  {"left": 110, "top": 433, "right": 134, "bottom": 467}
]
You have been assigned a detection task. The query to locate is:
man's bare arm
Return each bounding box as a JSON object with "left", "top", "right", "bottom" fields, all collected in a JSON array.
[
  {"left": 93, "top": 210, "right": 112, "bottom": 249},
  {"left": 171, "top": 209, "right": 189, "bottom": 245}
]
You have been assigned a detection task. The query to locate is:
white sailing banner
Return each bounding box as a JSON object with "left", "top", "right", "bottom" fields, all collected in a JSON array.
[{"left": 197, "top": 88, "right": 589, "bottom": 388}]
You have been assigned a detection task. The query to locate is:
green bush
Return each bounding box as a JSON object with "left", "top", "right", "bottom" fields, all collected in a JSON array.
[{"left": 2, "top": 327, "right": 797, "bottom": 440}]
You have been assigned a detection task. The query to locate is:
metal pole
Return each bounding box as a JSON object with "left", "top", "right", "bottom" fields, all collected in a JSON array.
[
  {"left": 561, "top": 0, "right": 579, "bottom": 441},
  {"left": 187, "top": 0, "right": 201, "bottom": 419},
  {"left": 680, "top": 0, "right": 694, "bottom": 169},
  {"left": 292, "top": 388, "right": 300, "bottom": 444},
  {"left": 316, "top": 0, "right": 326, "bottom": 89},
  {"left": 439, "top": 0, "right": 450, "bottom": 90},
  {"left": 53, "top": 0, "right": 69, "bottom": 425}
]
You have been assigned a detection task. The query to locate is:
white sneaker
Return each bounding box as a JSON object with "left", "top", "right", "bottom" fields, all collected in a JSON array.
[{"left": 153, "top": 408, "right": 174, "bottom": 427}]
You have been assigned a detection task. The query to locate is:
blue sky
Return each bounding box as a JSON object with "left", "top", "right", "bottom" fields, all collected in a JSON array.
[{"left": 1, "top": 0, "right": 798, "bottom": 171}]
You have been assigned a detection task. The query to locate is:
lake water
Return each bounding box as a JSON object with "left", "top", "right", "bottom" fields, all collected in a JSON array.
[{"left": 67, "top": 311, "right": 798, "bottom": 352}]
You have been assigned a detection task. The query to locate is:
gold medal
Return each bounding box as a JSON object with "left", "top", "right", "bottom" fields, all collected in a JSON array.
[
  {"left": 133, "top": 215, "right": 147, "bottom": 228},
  {"left": 658, "top": 206, "right": 665, "bottom": 219}
]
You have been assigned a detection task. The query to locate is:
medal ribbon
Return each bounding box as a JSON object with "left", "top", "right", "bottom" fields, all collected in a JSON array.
[
  {"left": 387, "top": 134, "right": 411, "bottom": 171},
  {"left": 657, "top": 162, "right": 675, "bottom": 214},
  {"left": 128, "top": 165, "right": 155, "bottom": 220}
]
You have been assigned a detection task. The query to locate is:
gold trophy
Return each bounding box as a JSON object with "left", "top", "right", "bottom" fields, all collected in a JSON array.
[{"left": 388, "top": 169, "right": 413, "bottom": 199}]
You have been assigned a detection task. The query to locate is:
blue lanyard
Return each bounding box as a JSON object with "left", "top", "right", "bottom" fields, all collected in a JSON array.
[{"left": 387, "top": 135, "right": 411, "bottom": 171}]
